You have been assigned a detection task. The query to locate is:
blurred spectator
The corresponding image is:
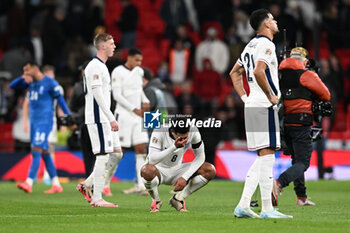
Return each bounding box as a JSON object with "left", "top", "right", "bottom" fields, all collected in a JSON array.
[
  {"left": 183, "top": 0, "right": 199, "bottom": 32},
  {"left": 28, "top": 26, "right": 43, "bottom": 66},
  {"left": 169, "top": 39, "right": 190, "bottom": 84},
  {"left": 64, "top": 0, "right": 85, "bottom": 38},
  {"left": 157, "top": 61, "right": 170, "bottom": 82},
  {"left": 284, "top": 0, "right": 308, "bottom": 49},
  {"left": 0, "top": 40, "right": 31, "bottom": 79},
  {"left": 64, "top": 36, "right": 91, "bottom": 74},
  {"left": 0, "top": 73, "right": 12, "bottom": 118},
  {"left": 269, "top": 3, "right": 297, "bottom": 54},
  {"left": 160, "top": 0, "right": 188, "bottom": 39},
  {"left": 193, "top": 0, "right": 217, "bottom": 26},
  {"left": 117, "top": 0, "right": 138, "bottom": 49},
  {"left": 6, "top": 0, "right": 26, "bottom": 43},
  {"left": 176, "top": 80, "right": 201, "bottom": 116},
  {"left": 143, "top": 67, "right": 167, "bottom": 111},
  {"left": 41, "top": 4, "right": 66, "bottom": 66},
  {"left": 193, "top": 58, "right": 222, "bottom": 116},
  {"left": 234, "top": 10, "right": 254, "bottom": 44},
  {"left": 322, "top": 0, "right": 341, "bottom": 51},
  {"left": 340, "top": 0, "right": 350, "bottom": 48},
  {"left": 171, "top": 24, "right": 196, "bottom": 62},
  {"left": 12, "top": 95, "right": 30, "bottom": 153},
  {"left": 297, "top": 0, "right": 317, "bottom": 31},
  {"left": 320, "top": 54, "right": 343, "bottom": 127},
  {"left": 195, "top": 27, "right": 229, "bottom": 75},
  {"left": 84, "top": 0, "right": 105, "bottom": 44},
  {"left": 225, "top": 24, "right": 244, "bottom": 67},
  {"left": 162, "top": 78, "right": 178, "bottom": 115}
]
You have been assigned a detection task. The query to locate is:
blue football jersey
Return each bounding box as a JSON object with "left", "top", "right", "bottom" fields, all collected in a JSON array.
[{"left": 28, "top": 76, "right": 62, "bottom": 125}]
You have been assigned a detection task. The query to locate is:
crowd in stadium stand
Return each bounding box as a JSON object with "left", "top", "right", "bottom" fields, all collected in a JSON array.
[{"left": 0, "top": 0, "right": 350, "bottom": 152}]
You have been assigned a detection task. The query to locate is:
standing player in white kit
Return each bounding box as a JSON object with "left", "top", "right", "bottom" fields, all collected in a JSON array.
[
  {"left": 111, "top": 48, "right": 150, "bottom": 195},
  {"left": 230, "top": 9, "right": 292, "bottom": 218},
  {"left": 77, "top": 33, "right": 123, "bottom": 207}
]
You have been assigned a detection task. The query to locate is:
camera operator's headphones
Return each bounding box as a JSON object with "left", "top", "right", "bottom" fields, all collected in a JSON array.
[
  {"left": 290, "top": 47, "right": 315, "bottom": 69},
  {"left": 290, "top": 47, "right": 309, "bottom": 59}
]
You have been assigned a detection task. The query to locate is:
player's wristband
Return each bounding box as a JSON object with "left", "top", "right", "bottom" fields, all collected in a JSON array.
[{"left": 241, "top": 94, "right": 247, "bottom": 103}]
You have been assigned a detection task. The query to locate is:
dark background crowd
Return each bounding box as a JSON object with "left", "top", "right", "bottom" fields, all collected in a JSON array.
[{"left": 0, "top": 0, "right": 350, "bottom": 158}]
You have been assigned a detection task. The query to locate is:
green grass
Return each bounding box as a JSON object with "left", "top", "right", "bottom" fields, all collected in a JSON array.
[{"left": 0, "top": 180, "right": 349, "bottom": 233}]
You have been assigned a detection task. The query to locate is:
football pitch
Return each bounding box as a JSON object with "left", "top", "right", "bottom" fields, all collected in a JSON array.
[{"left": 0, "top": 180, "right": 349, "bottom": 233}]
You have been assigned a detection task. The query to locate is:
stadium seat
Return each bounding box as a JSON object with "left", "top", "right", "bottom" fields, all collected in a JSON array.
[
  {"left": 0, "top": 123, "right": 14, "bottom": 152},
  {"left": 335, "top": 49, "right": 350, "bottom": 71}
]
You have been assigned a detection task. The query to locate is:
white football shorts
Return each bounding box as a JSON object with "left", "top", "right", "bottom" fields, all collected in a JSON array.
[
  {"left": 87, "top": 122, "right": 121, "bottom": 155},
  {"left": 244, "top": 106, "right": 280, "bottom": 151},
  {"left": 116, "top": 113, "right": 149, "bottom": 148},
  {"left": 156, "top": 163, "right": 192, "bottom": 185}
]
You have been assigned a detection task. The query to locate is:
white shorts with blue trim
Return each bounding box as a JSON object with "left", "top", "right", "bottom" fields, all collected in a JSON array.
[
  {"left": 155, "top": 163, "right": 192, "bottom": 185},
  {"left": 244, "top": 106, "right": 280, "bottom": 151},
  {"left": 87, "top": 122, "right": 121, "bottom": 155},
  {"left": 116, "top": 113, "right": 149, "bottom": 148}
]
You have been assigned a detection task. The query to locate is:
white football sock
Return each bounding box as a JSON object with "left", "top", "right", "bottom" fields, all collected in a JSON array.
[
  {"left": 176, "top": 175, "right": 208, "bottom": 201},
  {"left": 84, "top": 172, "right": 94, "bottom": 188},
  {"left": 52, "top": 176, "right": 60, "bottom": 186},
  {"left": 136, "top": 153, "right": 146, "bottom": 189},
  {"left": 238, "top": 157, "right": 260, "bottom": 209},
  {"left": 142, "top": 176, "right": 160, "bottom": 201},
  {"left": 43, "top": 170, "right": 50, "bottom": 181},
  {"left": 26, "top": 178, "right": 34, "bottom": 186},
  {"left": 92, "top": 155, "right": 108, "bottom": 202},
  {"left": 259, "top": 154, "right": 275, "bottom": 213},
  {"left": 104, "top": 152, "right": 123, "bottom": 187}
]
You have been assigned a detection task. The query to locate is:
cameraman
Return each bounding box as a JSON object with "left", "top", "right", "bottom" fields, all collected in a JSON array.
[{"left": 272, "top": 47, "right": 330, "bottom": 206}]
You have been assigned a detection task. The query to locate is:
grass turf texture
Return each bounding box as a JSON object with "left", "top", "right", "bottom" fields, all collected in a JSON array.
[{"left": 0, "top": 180, "right": 349, "bottom": 233}]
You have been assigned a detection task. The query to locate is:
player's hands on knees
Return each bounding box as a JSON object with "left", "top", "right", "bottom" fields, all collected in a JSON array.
[
  {"left": 133, "top": 108, "right": 143, "bottom": 117},
  {"left": 174, "top": 136, "right": 188, "bottom": 148},
  {"left": 268, "top": 94, "right": 278, "bottom": 105},
  {"left": 173, "top": 177, "right": 187, "bottom": 192},
  {"left": 110, "top": 120, "right": 119, "bottom": 131}
]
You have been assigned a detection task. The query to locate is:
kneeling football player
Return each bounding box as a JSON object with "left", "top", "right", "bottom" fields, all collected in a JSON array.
[{"left": 141, "top": 117, "right": 216, "bottom": 212}]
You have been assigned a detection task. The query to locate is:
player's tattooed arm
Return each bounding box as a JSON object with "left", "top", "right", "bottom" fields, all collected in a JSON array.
[{"left": 230, "top": 63, "right": 247, "bottom": 102}]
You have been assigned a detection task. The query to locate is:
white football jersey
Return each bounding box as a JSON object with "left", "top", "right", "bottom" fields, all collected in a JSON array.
[
  {"left": 84, "top": 57, "right": 112, "bottom": 124},
  {"left": 147, "top": 126, "right": 202, "bottom": 168},
  {"left": 111, "top": 65, "right": 144, "bottom": 115},
  {"left": 237, "top": 35, "right": 280, "bottom": 107}
]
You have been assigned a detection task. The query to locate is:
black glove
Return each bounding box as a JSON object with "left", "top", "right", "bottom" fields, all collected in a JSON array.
[
  {"left": 312, "top": 101, "right": 333, "bottom": 117},
  {"left": 58, "top": 114, "right": 74, "bottom": 126}
]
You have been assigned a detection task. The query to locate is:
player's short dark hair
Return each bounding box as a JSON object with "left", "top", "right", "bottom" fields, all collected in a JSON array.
[
  {"left": 143, "top": 67, "right": 154, "bottom": 81},
  {"left": 250, "top": 9, "right": 270, "bottom": 31},
  {"left": 23, "top": 60, "right": 39, "bottom": 67},
  {"left": 128, "top": 48, "right": 142, "bottom": 56},
  {"left": 171, "top": 117, "right": 190, "bottom": 134}
]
